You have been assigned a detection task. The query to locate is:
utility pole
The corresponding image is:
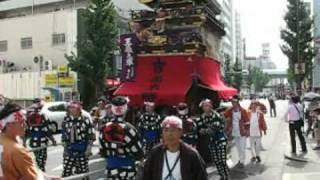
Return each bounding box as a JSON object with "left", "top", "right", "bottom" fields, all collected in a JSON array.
[{"left": 31, "top": 0, "right": 34, "bottom": 15}]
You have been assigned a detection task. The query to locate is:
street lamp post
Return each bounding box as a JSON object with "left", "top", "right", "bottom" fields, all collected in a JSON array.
[
  {"left": 33, "top": 55, "right": 43, "bottom": 98},
  {"left": 57, "top": 72, "right": 60, "bottom": 101}
]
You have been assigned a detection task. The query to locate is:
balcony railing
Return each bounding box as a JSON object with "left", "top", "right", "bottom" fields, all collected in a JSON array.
[{"left": 0, "top": 0, "right": 65, "bottom": 12}]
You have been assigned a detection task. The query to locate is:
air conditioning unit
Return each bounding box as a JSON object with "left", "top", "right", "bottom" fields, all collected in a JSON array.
[
  {"left": 7, "top": 62, "right": 15, "bottom": 72},
  {"left": 44, "top": 60, "right": 53, "bottom": 71},
  {"left": 0, "top": 59, "right": 4, "bottom": 73}
]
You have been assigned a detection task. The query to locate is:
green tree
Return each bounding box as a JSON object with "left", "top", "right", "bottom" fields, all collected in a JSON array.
[
  {"left": 65, "top": 0, "right": 118, "bottom": 107},
  {"left": 224, "top": 54, "right": 232, "bottom": 85},
  {"left": 251, "top": 67, "right": 270, "bottom": 92},
  {"left": 280, "top": 0, "right": 314, "bottom": 93},
  {"left": 233, "top": 57, "right": 243, "bottom": 90},
  {"left": 247, "top": 65, "right": 253, "bottom": 90}
]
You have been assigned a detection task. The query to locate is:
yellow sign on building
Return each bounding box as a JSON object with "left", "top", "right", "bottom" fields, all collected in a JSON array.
[
  {"left": 45, "top": 74, "right": 75, "bottom": 87},
  {"left": 45, "top": 74, "right": 58, "bottom": 86},
  {"left": 57, "top": 65, "right": 69, "bottom": 78},
  {"left": 58, "top": 65, "right": 68, "bottom": 73},
  {"left": 59, "top": 76, "right": 75, "bottom": 86}
]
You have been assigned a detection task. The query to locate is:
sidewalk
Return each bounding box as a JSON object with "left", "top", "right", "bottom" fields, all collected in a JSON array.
[
  {"left": 209, "top": 100, "right": 320, "bottom": 180},
  {"left": 281, "top": 135, "right": 320, "bottom": 180}
]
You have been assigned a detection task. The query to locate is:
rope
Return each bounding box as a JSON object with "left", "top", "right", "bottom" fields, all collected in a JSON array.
[
  {"left": 27, "top": 143, "right": 64, "bottom": 152},
  {"left": 27, "top": 143, "right": 100, "bottom": 152}
]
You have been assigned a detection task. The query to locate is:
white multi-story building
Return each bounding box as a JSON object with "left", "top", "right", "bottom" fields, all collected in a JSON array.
[
  {"left": 217, "top": 0, "right": 234, "bottom": 62},
  {"left": 0, "top": 0, "right": 86, "bottom": 71},
  {"left": 0, "top": 0, "right": 86, "bottom": 101},
  {"left": 243, "top": 42, "right": 276, "bottom": 70},
  {"left": 258, "top": 43, "right": 276, "bottom": 69},
  {"left": 0, "top": 0, "right": 142, "bottom": 72},
  {"left": 0, "top": 0, "right": 145, "bottom": 100},
  {"left": 234, "top": 11, "right": 243, "bottom": 64}
]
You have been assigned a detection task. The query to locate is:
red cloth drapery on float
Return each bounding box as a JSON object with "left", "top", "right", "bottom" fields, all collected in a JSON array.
[
  {"left": 114, "top": 55, "right": 237, "bottom": 106},
  {"left": 195, "top": 57, "right": 239, "bottom": 100}
]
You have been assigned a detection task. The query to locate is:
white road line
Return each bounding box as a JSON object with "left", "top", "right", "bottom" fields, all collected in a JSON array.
[
  {"left": 52, "top": 165, "right": 63, "bottom": 172},
  {"left": 282, "top": 172, "right": 320, "bottom": 180},
  {"left": 88, "top": 158, "right": 105, "bottom": 165}
]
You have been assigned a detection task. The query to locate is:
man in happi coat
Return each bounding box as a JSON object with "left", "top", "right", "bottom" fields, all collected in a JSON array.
[{"left": 99, "top": 96, "right": 144, "bottom": 179}]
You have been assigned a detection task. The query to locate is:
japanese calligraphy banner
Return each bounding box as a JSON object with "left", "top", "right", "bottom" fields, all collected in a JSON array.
[{"left": 120, "top": 33, "right": 140, "bottom": 81}]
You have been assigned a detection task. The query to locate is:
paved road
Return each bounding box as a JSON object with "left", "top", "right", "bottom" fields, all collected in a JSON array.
[
  {"left": 32, "top": 99, "right": 320, "bottom": 179},
  {"left": 44, "top": 133, "right": 105, "bottom": 179}
]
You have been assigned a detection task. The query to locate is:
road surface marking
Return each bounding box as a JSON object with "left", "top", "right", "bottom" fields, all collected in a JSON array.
[{"left": 282, "top": 172, "right": 320, "bottom": 180}]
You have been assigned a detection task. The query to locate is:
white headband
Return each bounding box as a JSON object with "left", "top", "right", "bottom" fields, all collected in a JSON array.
[
  {"left": 0, "top": 110, "right": 25, "bottom": 130},
  {"left": 161, "top": 116, "right": 183, "bottom": 129},
  {"left": 144, "top": 101, "right": 155, "bottom": 106},
  {"left": 199, "top": 99, "right": 212, "bottom": 107}
]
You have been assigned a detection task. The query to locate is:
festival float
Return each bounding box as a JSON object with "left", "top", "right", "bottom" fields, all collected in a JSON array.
[{"left": 114, "top": 0, "right": 237, "bottom": 109}]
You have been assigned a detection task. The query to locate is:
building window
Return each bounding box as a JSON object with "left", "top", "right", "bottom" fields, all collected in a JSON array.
[
  {"left": 0, "top": 40, "right": 7, "bottom": 52},
  {"left": 52, "top": 33, "right": 65, "bottom": 46},
  {"left": 21, "top": 37, "right": 32, "bottom": 49}
]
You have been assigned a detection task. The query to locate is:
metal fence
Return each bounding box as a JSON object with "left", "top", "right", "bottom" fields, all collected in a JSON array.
[{"left": 28, "top": 144, "right": 107, "bottom": 180}]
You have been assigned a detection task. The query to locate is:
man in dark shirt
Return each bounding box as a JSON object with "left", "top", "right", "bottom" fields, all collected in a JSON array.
[
  {"left": 143, "top": 116, "right": 208, "bottom": 180},
  {"left": 268, "top": 95, "right": 277, "bottom": 117}
]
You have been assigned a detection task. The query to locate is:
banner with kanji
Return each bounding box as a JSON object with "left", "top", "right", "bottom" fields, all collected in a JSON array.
[{"left": 120, "top": 33, "right": 140, "bottom": 81}]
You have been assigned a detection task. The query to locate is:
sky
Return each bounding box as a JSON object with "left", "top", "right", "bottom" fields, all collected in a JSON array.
[{"left": 234, "top": 0, "right": 289, "bottom": 69}]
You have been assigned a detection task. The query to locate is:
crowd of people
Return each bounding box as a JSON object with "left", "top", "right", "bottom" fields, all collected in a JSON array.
[
  {"left": 301, "top": 94, "right": 320, "bottom": 151},
  {"left": 0, "top": 94, "right": 275, "bottom": 180}
]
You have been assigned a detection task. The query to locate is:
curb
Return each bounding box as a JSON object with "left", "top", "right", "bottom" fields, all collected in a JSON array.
[{"left": 284, "top": 153, "right": 309, "bottom": 162}]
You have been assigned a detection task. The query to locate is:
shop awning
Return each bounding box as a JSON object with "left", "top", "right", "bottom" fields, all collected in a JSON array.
[{"left": 114, "top": 55, "right": 237, "bottom": 106}]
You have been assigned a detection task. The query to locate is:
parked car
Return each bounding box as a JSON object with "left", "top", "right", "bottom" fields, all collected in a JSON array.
[
  {"left": 216, "top": 101, "right": 232, "bottom": 113},
  {"left": 40, "top": 101, "right": 92, "bottom": 133}
]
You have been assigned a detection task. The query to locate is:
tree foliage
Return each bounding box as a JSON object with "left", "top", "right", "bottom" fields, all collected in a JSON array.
[
  {"left": 247, "top": 65, "right": 253, "bottom": 89},
  {"left": 249, "top": 67, "right": 271, "bottom": 92},
  {"left": 233, "top": 58, "right": 243, "bottom": 90},
  {"left": 224, "top": 55, "right": 232, "bottom": 85},
  {"left": 280, "top": 0, "right": 314, "bottom": 90},
  {"left": 65, "top": 0, "right": 118, "bottom": 107}
]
